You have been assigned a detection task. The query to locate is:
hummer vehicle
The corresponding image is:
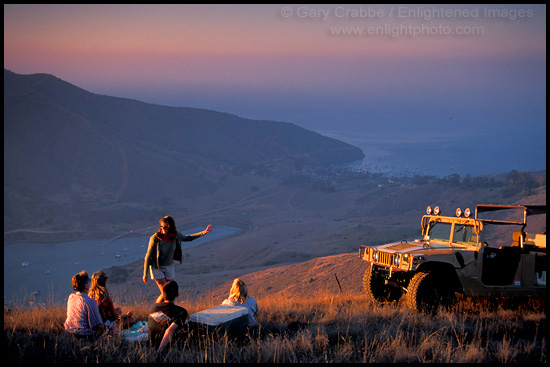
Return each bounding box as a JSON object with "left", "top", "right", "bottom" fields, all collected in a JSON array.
[{"left": 359, "top": 204, "right": 546, "bottom": 312}]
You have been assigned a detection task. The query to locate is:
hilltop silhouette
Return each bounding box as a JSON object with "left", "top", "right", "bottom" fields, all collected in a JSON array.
[{"left": 4, "top": 69, "right": 363, "bottom": 237}]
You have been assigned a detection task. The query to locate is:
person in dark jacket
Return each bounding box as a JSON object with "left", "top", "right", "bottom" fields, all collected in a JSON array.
[{"left": 143, "top": 216, "right": 212, "bottom": 302}]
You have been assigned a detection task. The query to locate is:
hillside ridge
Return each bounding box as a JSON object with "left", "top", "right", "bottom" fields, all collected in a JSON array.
[{"left": 4, "top": 69, "right": 364, "bottom": 237}]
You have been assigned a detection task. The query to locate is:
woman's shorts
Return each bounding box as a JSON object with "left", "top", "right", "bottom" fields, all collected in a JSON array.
[{"left": 149, "top": 264, "right": 175, "bottom": 281}]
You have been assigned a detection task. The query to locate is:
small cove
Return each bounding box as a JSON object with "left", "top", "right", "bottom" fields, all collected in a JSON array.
[{"left": 3, "top": 226, "right": 241, "bottom": 303}]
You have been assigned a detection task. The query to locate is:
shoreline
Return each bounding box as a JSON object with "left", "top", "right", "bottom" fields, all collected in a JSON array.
[
  {"left": 4, "top": 226, "right": 241, "bottom": 302},
  {"left": 3, "top": 229, "right": 151, "bottom": 246}
]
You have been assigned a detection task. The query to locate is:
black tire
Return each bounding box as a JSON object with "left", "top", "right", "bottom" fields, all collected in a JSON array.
[
  {"left": 362, "top": 265, "right": 402, "bottom": 304},
  {"left": 406, "top": 271, "right": 455, "bottom": 313}
]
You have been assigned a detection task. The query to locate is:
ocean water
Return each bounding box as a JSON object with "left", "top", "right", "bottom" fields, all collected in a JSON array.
[
  {"left": 3, "top": 226, "right": 241, "bottom": 303},
  {"left": 318, "top": 126, "right": 546, "bottom": 177}
]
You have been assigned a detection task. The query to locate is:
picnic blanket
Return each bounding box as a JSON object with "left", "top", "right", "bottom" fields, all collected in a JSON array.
[{"left": 120, "top": 321, "right": 148, "bottom": 342}]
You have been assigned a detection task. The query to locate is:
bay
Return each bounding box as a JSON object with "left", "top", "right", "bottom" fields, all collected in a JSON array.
[{"left": 3, "top": 226, "right": 240, "bottom": 303}]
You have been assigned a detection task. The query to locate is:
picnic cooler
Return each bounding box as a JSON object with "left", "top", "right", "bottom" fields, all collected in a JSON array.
[{"left": 188, "top": 304, "right": 248, "bottom": 335}]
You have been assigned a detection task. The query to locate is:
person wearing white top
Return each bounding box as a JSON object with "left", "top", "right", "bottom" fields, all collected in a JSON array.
[{"left": 221, "top": 278, "right": 258, "bottom": 326}]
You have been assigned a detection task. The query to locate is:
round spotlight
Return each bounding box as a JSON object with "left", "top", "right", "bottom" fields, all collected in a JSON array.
[
  {"left": 456, "top": 208, "right": 462, "bottom": 217},
  {"left": 434, "top": 206, "right": 441, "bottom": 215},
  {"left": 426, "top": 206, "right": 432, "bottom": 215},
  {"left": 464, "top": 208, "right": 471, "bottom": 218}
]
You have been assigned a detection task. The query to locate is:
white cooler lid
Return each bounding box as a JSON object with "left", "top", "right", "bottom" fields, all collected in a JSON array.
[{"left": 189, "top": 304, "right": 248, "bottom": 326}]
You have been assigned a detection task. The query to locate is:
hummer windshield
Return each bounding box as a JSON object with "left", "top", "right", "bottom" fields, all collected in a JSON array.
[
  {"left": 426, "top": 221, "right": 478, "bottom": 245},
  {"left": 453, "top": 224, "right": 478, "bottom": 245},
  {"left": 427, "top": 222, "right": 452, "bottom": 242}
]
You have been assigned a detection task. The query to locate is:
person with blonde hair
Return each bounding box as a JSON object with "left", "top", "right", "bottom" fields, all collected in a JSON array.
[
  {"left": 89, "top": 270, "right": 136, "bottom": 330},
  {"left": 222, "top": 278, "right": 258, "bottom": 326}
]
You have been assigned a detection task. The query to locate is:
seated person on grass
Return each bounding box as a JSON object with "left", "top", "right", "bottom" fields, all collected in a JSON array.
[
  {"left": 148, "top": 280, "right": 188, "bottom": 353},
  {"left": 222, "top": 278, "right": 258, "bottom": 326},
  {"left": 89, "top": 270, "right": 137, "bottom": 331},
  {"left": 64, "top": 270, "right": 104, "bottom": 339}
]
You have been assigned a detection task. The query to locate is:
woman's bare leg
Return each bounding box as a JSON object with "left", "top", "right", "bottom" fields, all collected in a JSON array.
[{"left": 154, "top": 278, "right": 166, "bottom": 303}]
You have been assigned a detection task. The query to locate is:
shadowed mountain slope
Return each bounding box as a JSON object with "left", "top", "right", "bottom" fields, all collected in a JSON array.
[{"left": 4, "top": 69, "right": 363, "bottom": 233}]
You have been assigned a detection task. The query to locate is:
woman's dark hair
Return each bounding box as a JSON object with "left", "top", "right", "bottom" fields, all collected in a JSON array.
[
  {"left": 72, "top": 270, "right": 89, "bottom": 292},
  {"left": 156, "top": 215, "right": 177, "bottom": 239}
]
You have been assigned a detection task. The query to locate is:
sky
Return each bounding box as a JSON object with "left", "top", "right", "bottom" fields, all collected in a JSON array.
[{"left": 4, "top": 4, "right": 547, "bottom": 176}]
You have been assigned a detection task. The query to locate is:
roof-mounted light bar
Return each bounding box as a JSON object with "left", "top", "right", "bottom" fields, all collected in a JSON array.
[
  {"left": 456, "top": 207, "right": 472, "bottom": 217},
  {"left": 427, "top": 206, "right": 441, "bottom": 215}
]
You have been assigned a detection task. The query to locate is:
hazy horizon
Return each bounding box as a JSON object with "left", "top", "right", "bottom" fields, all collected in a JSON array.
[{"left": 4, "top": 4, "right": 546, "bottom": 176}]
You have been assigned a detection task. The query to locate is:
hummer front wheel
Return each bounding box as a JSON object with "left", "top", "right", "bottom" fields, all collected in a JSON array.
[
  {"left": 406, "top": 271, "right": 454, "bottom": 313},
  {"left": 363, "top": 265, "right": 402, "bottom": 304}
]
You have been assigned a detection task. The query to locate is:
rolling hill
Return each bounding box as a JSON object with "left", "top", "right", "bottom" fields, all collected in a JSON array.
[
  {"left": 4, "top": 69, "right": 545, "bottom": 306},
  {"left": 4, "top": 69, "right": 363, "bottom": 237}
]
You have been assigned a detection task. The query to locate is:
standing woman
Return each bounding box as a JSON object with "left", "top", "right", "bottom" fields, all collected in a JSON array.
[{"left": 143, "top": 216, "right": 212, "bottom": 303}]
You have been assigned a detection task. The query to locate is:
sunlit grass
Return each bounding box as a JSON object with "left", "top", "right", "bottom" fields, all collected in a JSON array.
[{"left": 4, "top": 290, "right": 545, "bottom": 363}]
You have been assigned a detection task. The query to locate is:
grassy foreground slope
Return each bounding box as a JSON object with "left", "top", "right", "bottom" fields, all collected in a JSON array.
[{"left": 4, "top": 251, "right": 546, "bottom": 363}]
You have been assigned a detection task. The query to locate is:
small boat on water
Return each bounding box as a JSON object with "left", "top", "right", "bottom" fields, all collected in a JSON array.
[
  {"left": 115, "top": 254, "right": 121, "bottom": 258},
  {"left": 32, "top": 291, "right": 41, "bottom": 296},
  {"left": 22, "top": 262, "right": 30, "bottom": 267},
  {"left": 44, "top": 270, "right": 51, "bottom": 275}
]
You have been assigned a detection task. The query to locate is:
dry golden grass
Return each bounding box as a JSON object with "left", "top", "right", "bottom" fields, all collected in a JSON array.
[{"left": 4, "top": 289, "right": 545, "bottom": 363}]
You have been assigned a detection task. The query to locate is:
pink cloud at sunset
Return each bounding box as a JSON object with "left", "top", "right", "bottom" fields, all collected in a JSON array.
[
  {"left": 4, "top": 4, "right": 546, "bottom": 176},
  {"left": 5, "top": 5, "right": 545, "bottom": 66}
]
